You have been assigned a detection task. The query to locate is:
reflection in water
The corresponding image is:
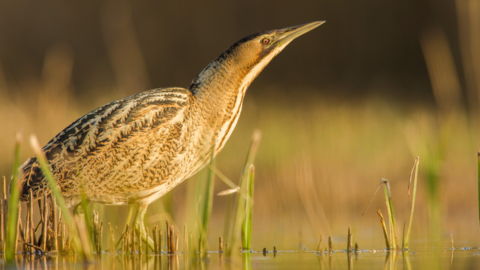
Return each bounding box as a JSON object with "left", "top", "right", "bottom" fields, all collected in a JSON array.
[
  {"left": 347, "top": 252, "right": 353, "bottom": 270},
  {"left": 3, "top": 248, "right": 480, "bottom": 269},
  {"left": 242, "top": 252, "right": 251, "bottom": 270}
]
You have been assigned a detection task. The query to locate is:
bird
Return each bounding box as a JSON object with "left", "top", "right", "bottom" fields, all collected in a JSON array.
[{"left": 17, "top": 21, "right": 324, "bottom": 247}]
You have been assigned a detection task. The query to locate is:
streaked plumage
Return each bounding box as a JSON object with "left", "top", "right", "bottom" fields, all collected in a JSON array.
[{"left": 16, "top": 21, "right": 324, "bottom": 246}]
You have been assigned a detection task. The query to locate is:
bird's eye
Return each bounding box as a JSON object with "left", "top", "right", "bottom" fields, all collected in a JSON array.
[{"left": 261, "top": 38, "right": 270, "bottom": 45}]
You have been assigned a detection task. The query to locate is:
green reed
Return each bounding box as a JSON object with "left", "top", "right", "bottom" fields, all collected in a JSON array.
[
  {"left": 30, "top": 134, "right": 93, "bottom": 260},
  {"left": 241, "top": 165, "right": 255, "bottom": 250},
  {"left": 364, "top": 157, "right": 420, "bottom": 250},
  {"left": 199, "top": 151, "right": 216, "bottom": 256},
  {"left": 6, "top": 133, "right": 22, "bottom": 262},
  {"left": 227, "top": 130, "right": 261, "bottom": 256},
  {"left": 404, "top": 157, "right": 419, "bottom": 249},
  {"left": 382, "top": 179, "right": 398, "bottom": 249}
]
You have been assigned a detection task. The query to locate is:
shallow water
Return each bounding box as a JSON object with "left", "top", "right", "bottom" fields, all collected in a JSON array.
[{"left": 4, "top": 248, "right": 480, "bottom": 270}]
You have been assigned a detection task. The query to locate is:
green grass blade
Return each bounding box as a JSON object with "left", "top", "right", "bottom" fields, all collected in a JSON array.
[
  {"left": 227, "top": 167, "right": 248, "bottom": 256},
  {"left": 383, "top": 185, "right": 393, "bottom": 249},
  {"left": 199, "top": 151, "right": 215, "bottom": 256},
  {"left": 30, "top": 135, "right": 93, "bottom": 261},
  {"left": 223, "top": 194, "right": 232, "bottom": 245},
  {"left": 241, "top": 165, "right": 255, "bottom": 250},
  {"left": 6, "top": 133, "right": 22, "bottom": 262},
  {"left": 79, "top": 182, "right": 94, "bottom": 249},
  {"left": 226, "top": 130, "right": 262, "bottom": 256},
  {"left": 382, "top": 179, "right": 397, "bottom": 249},
  {"left": 405, "top": 157, "right": 419, "bottom": 249}
]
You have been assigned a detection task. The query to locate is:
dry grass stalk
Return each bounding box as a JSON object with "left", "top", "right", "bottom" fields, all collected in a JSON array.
[
  {"left": 450, "top": 233, "right": 454, "bottom": 250},
  {"left": 184, "top": 225, "right": 188, "bottom": 254},
  {"left": 0, "top": 176, "right": 5, "bottom": 253},
  {"left": 24, "top": 198, "right": 30, "bottom": 253},
  {"left": 53, "top": 197, "right": 58, "bottom": 251},
  {"left": 169, "top": 225, "right": 175, "bottom": 253},
  {"left": 317, "top": 235, "right": 323, "bottom": 254},
  {"left": 92, "top": 211, "right": 97, "bottom": 253},
  {"left": 176, "top": 232, "right": 179, "bottom": 253},
  {"left": 328, "top": 236, "right": 332, "bottom": 253},
  {"left": 66, "top": 235, "right": 71, "bottom": 251},
  {"left": 15, "top": 204, "right": 21, "bottom": 253},
  {"left": 58, "top": 218, "right": 63, "bottom": 252},
  {"left": 145, "top": 226, "right": 149, "bottom": 254},
  {"left": 99, "top": 221, "right": 103, "bottom": 253},
  {"left": 137, "top": 225, "right": 142, "bottom": 254},
  {"left": 120, "top": 229, "right": 125, "bottom": 254},
  {"left": 355, "top": 242, "right": 359, "bottom": 253},
  {"left": 0, "top": 199, "right": 3, "bottom": 253},
  {"left": 109, "top": 223, "right": 115, "bottom": 254},
  {"left": 42, "top": 194, "right": 48, "bottom": 251},
  {"left": 377, "top": 210, "right": 390, "bottom": 249},
  {"left": 273, "top": 246, "right": 277, "bottom": 257},
  {"left": 166, "top": 219, "right": 170, "bottom": 253},
  {"left": 2, "top": 197, "right": 6, "bottom": 252},
  {"left": 131, "top": 223, "right": 135, "bottom": 254},
  {"left": 29, "top": 190, "right": 35, "bottom": 254},
  {"left": 347, "top": 227, "right": 352, "bottom": 252},
  {"left": 153, "top": 225, "right": 158, "bottom": 253},
  {"left": 123, "top": 225, "right": 129, "bottom": 253},
  {"left": 18, "top": 215, "right": 25, "bottom": 243},
  {"left": 59, "top": 216, "right": 65, "bottom": 252},
  {"left": 74, "top": 216, "right": 93, "bottom": 259},
  {"left": 159, "top": 230, "right": 162, "bottom": 253},
  {"left": 219, "top": 237, "right": 223, "bottom": 253},
  {"left": 2, "top": 177, "right": 5, "bottom": 202}
]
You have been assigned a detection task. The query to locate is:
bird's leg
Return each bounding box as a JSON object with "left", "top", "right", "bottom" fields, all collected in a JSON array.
[
  {"left": 125, "top": 204, "right": 136, "bottom": 228},
  {"left": 134, "top": 204, "right": 155, "bottom": 250},
  {"left": 114, "top": 205, "right": 137, "bottom": 249}
]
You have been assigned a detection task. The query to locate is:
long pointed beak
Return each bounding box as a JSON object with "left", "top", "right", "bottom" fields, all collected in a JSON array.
[{"left": 273, "top": 21, "right": 325, "bottom": 47}]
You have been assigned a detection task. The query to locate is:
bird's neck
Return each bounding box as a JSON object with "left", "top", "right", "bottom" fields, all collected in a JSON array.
[
  {"left": 191, "top": 54, "right": 250, "bottom": 98},
  {"left": 187, "top": 51, "right": 272, "bottom": 156}
]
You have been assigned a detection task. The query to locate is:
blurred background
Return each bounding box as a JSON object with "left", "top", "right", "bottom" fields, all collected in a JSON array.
[{"left": 1, "top": 0, "right": 480, "bottom": 250}]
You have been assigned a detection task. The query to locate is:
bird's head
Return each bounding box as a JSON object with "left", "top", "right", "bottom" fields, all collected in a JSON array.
[
  {"left": 190, "top": 21, "right": 325, "bottom": 93},
  {"left": 227, "top": 21, "right": 325, "bottom": 73}
]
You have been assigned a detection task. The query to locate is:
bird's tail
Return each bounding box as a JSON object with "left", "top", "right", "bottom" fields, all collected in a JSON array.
[{"left": 14, "top": 157, "right": 50, "bottom": 202}]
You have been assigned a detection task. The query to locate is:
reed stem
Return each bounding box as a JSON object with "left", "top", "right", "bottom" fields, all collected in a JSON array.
[
  {"left": 30, "top": 135, "right": 92, "bottom": 260},
  {"left": 241, "top": 165, "right": 255, "bottom": 250},
  {"left": 6, "top": 133, "right": 22, "bottom": 262},
  {"left": 317, "top": 235, "right": 323, "bottom": 254},
  {"left": 377, "top": 210, "right": 390, "bottom": 249},
  {"left": 405, "top": 157, "right": 420, "bottom": 249},
  {"left": 42, "top": 194, "right": 48, "bottom": 251}
]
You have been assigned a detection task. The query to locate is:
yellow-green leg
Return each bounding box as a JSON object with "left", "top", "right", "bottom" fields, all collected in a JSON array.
[
  {"left": 125, "top": 204, "right": 136, "bottom": 227},
  {"left": 115, "top": 205, "right": 137, "bottom": 249},
  {"left": 133, "top": 204, "right": 155, "bottom": 250}
]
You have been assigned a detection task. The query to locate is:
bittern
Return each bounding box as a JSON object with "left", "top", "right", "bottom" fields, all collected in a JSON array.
[{"left": 17, "top": 21, "right": 324, "bottom": 247}]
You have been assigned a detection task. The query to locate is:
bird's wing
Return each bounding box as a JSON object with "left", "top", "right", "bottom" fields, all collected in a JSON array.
[{"left": 19, "top": 87, "right": 193, "bottom": 201}]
